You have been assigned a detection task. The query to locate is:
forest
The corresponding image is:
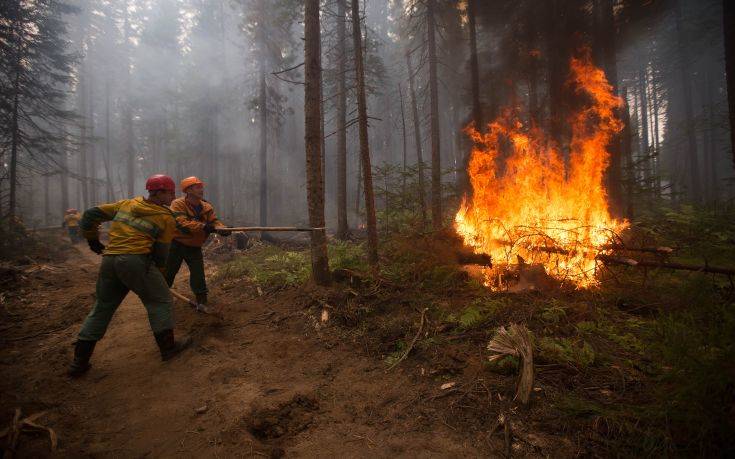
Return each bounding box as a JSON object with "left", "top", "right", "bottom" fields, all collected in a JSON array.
[{"left": 1, "top": 0, "right": 734, "bottom": 456}]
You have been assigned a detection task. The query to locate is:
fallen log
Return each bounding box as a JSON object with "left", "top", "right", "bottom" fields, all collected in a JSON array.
[{"left": 596, "top": 255, "right": 735, "bottom": 276}]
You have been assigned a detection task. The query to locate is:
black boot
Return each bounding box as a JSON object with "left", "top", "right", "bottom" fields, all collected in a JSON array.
[
  {"left": 154, "top": 329, "right": 192, "bottom": 361},
  {"left": 195, "top": 293, "right": 208, "bottom": 306},
  {"left": 68, "top": 340, "right": 96, "bottom": 377}
]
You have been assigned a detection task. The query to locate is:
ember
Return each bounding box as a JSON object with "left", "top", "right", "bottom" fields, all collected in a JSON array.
[{"left": 455, "top": 51, "right": 629, "bottom": 289}]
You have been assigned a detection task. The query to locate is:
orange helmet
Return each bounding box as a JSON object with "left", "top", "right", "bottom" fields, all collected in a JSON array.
[{"left": 180, "top": 176, "right": 204, "bottom": 192}]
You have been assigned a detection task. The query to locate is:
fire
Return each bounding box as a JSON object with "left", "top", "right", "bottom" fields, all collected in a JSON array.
[{"left": 455, "top": 51, "right": 628, "bottom": 289}]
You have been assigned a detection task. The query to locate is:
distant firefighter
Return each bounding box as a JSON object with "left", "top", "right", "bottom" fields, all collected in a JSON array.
[{"left": 62, "top": 208, "right": 82, "bottom": 243}]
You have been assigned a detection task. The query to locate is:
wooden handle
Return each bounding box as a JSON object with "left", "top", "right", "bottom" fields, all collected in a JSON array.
[{"left": 218, "top": 226, "right": 325, "bottom": 232}]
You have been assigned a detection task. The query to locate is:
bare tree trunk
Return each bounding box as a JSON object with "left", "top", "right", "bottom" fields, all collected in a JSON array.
[
  {"left": 527, "top": 11, "right": 539, "bottom": 126},
  {"left": 103, "top": 76, "right": 113, "bottom": 201},
  {"left": 88, "top": 70, "right": 96, "bottom": 205},
  {"left": 704, "top": 68, "right": 718, "bottom": 202},
  {"left": 305, "top": 0, "right": 330, "bottom": 284},
  {"left": 674, "top": 0, "right": 702, "bottom": 202},
  {"left": 621, "top": 87, "right": 635, "bottom": 218},
  {"left": 405, "top": 51, "right": 427, "bottom": 225},
  {"left": 77, "top": 63, "right": 89, "bottom": 209},
  {"left": 547, "top": 0, "right": 566, "bottom": 149},
  {"left": 597, "top": 0, "right": 624, "bottom": 216},
  {"left": 336, "top": 0, "right": 349, "bottom": 238},
  {"left": 351, "top": 0, "right": 378, "bottom": 266},
  {"left": 724, "top": 0, "right": 735, "bottom": 168},
  {"left": 426, "top": 0, "right": 442, "bottom": 230},
  {"left": 60, "top": 141, "right": 69, "bottom": 214},
  {"left": 468, "top": 0, "right": 482, "bottom": 130},
  {"left": 399, "top": 84, "right": 407, "bottom": 203},
  {"left": 124, "top": 2, "right": 134, "bottom": 197},
  {"left": 638, "top": 67, "right": 650, "bottom": 189},
  {"left": 259, "top": 50, "right": 268, "bottom": 226},
  {"left": 651, "top": 75, "right": 661, "bottom": 197},
  {"left": 8, "top": 13, "right": 22, "bottom": 218}
]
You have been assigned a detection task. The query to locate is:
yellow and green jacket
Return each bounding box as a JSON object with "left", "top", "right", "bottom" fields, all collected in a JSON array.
[
  {"left": 63, "top": 212, "right": 81, "bottom": 227},
  {"left": 81, "top": 197, "right": 175, "bottom": 267},
  {"left": 170, "top": 197, "right": 224, "bottom": 248}
]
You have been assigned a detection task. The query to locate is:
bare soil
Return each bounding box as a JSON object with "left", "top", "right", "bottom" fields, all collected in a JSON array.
[{"left": 0, "top": 233, "right": 579, "bottom": 458}]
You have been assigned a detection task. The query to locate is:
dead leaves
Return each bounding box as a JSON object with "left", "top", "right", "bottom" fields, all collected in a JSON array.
[{"left": 0, "top": 408, "right": 57, "bottom": 457}]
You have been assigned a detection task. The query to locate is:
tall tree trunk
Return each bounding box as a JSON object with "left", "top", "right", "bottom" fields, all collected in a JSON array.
[
  {"left": 335, "top": 0, "right": 349, "bottom": 238},
  {"left": 259, "top": 50, "right": 268, "bottom": 226},
  {"left": 598, "top": 0, "right": 623, "bottom": 216},
  {"left": 651, "top": 77, "right": 662, "bottom": 197},
  {"left": 60, "top": 142, "right": 69, "bottom": 214},
  {"left": 319, "top": 30, "right": 326, "bottom": 210},
  {"left": 351, "top": 0, "right": 378, "bottom": 265},
  {"left": 426, "top": 0, "right": 442, "bottom": 230},
  {"left": 461, "top": 0, "right": 482, "bottom": 197},
  {"left": 305, "top": 0, "right": 330, "bottom": 283},
  {"left": 124, "top": 2, "right": 135, "bottom": 197},
  {"left": 547, "top": 0, "right": 566, "bottom": 149},
  {"left": 406, "top": 51, "right": 427, "bottom": 225},
  {"left": 399, "top": 84, "right": 407, "bottom": 203},
  {"left": 8, "top": 14, "right": 22, "bottom": 218},
  {"left": 674, "top": 0, "right": 702, "bottom": 202},
  {"left": 77, "top": 63, "right": 89, "bottom": 209},
  {"left": 88, "top": 70, "right": 96, "bottom": 205},
  {"left": 704, "top": 68, "right": 718, "bottom": 202},
  {"left": 468, "top": 0, "right": 482, "bottom": 130},
  {"left": 103, "top": 76, "right": 113, "bottom": 201},
  {"left": 621, "top": 87, "right": 635, "bottom": 218},
  {"left": 724, "top": 0, "right": 735, "bottom": 168},
  {"left": 638, "top": 67, "right": 650, "bottom": 189},
  {"left": 527, "top": 11, "right": 539, "bottom": 126}
]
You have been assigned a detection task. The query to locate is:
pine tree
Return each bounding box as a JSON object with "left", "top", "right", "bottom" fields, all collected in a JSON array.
[{"left": 0, "top": 0, "right": 77, "bottom": 218}]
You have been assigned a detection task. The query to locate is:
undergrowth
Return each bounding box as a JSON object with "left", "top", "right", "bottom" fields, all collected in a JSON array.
[{"left": 213, "top": 203, "right": 735, "bottom": 456}]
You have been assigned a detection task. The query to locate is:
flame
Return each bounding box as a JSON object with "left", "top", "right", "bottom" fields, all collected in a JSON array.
[{"left": 455, "top": 51, "right": 628, "bottom": 289}]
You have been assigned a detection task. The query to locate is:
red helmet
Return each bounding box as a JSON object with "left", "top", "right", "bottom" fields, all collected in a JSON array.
[
  {"left": 66, "top": 208, "right": 78, "bottom": 213},
  {"left": 145, "top": 174, "right": 176, "bottom": 192}
]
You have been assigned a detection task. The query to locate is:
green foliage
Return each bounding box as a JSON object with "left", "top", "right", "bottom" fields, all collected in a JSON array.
[
  {"left": 446, "top": 298, "right": 504, "bottom": 330},
  {"left": 576, "top": 321, "right": 645, "bottom": 355},
  {"left": 420, "top": 265, "right": 465, "bottom": 290},
  {"left": 538, "top": 336, "right": 596, "bottom": 368},
  {"left": 328, "top": 241, "right": 368, "bottom": 272},
  {"left": 647, "top": 297, "right": 735, "bottom": 454},
  {"left": 214, "top": 245, "right": 309, "bottom": 289},
  {"left": 540, "top": 302, "right": 567, "bottom": 324}
]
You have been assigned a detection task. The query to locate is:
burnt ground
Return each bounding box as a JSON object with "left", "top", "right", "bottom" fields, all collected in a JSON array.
[{"left": 0, "top": 232, "right": 577, "bottom": 458}]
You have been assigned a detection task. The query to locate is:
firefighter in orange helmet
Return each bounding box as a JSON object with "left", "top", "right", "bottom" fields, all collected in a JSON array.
[{"left": 165, "top": 176, "right": 229, "bottom": 308}]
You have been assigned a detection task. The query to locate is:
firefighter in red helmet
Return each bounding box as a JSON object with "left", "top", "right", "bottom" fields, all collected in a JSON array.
[{"left": 68, "top": 174, "right": 191, "bottom": 377}]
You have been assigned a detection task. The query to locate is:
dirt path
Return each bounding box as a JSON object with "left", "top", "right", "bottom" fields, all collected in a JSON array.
[{"left": 1, "top": 246, "right": 489, "bottom": 457}]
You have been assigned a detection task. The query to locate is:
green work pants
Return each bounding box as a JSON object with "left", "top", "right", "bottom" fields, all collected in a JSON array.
[
  {"left": 77, "top": 254, "right": 174, "bottom": 341},
  {"left": 164, "top": 241, "right": 207, "bottom": 296}
]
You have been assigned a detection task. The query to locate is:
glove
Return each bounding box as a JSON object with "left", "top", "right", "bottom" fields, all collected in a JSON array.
[
  {"left": 215, "top": 228, "right": 231, "bottom": 237},
  {"left": 203, "top": 223, "right": 216, "bottom": 234},
  {"left": 87, "top": 239, "right": 105, "bottom": 255}
]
